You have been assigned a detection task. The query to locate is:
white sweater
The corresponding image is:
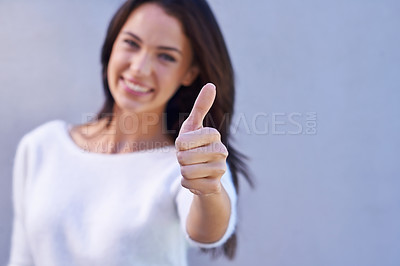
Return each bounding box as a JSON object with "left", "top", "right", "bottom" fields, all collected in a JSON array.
[{"left": 9, "top": 120, "right": 237, "bottom": 266}]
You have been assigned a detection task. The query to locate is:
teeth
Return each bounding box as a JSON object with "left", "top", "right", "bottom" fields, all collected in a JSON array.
[{"left": 125, "top": 80, "right": 151, "bottom": 93}]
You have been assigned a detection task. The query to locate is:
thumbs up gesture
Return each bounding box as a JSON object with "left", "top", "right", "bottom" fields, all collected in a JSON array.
[{"left": 175, "top": 83, "right": 228, "bottom": 196}]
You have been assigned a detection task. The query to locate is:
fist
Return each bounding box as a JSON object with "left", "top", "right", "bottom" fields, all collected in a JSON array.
[{"left": 175, "top": 83, "right": 228, "bottom": 196}]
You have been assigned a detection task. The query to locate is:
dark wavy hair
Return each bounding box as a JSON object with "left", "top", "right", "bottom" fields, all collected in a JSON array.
[{"left": 97, "top": 0, "right": 253, "bottom": 259}]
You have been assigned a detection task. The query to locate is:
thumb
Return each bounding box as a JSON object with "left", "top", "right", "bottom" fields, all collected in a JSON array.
[{"left": 179, "top": 83, "right": 216, "bottom": 134}]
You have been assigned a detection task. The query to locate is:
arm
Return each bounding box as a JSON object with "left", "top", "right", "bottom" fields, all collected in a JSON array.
[
  {"left": 9, "top": 136, "right": 34, "bottom": 266},
  {"left": 186, "top": 184, "right": 231, "bottom": 243},
  {"left": 175, "top": 83, "right": 236, "bottom": 244},
  {"left": 175, "top": 162, "right": 237, "bottom": 247}
]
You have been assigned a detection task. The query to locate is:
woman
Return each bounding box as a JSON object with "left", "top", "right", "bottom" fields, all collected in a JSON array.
[{"left": 9, "top": 0, "right": 251, "bottom": 265}]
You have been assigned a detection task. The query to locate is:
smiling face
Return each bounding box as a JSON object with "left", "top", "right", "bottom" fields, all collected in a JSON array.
[{"left": 107, "top": 3, "right": 199, "bottom": 116}]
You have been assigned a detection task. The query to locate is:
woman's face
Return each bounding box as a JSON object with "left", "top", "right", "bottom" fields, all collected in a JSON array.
[{"left": 107, "top": 3, "right": 198, "bottom": 115}]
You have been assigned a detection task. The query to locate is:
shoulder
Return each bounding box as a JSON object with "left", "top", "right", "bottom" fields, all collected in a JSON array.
[
  {"left": 24, "top": 120, "right": 67, "bottom": 140},
  {"left": 17, "top": 120, "right": 69, "bottom": 153},
  {"left": 13, "top": 120, "right": 69, "bottom": 180},
  {"left": 22, "top": 120, "right": 67, "bottom": 142}
]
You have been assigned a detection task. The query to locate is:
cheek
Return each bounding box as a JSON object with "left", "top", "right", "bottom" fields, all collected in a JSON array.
[
  {"left": 107, "top": 55, "right": 118, "bottom": 80},
  {"left": 109, "top": 49, "right": 130, "bottom": 73},
  {"left": 107, "top": 55, "right": 124, "bottom": 91},
  {"left": 153, "top": 67, "right": 179, "bottom": 97},
  {"left": 157, "top": 64, "right": 187, "bottom": 87}
]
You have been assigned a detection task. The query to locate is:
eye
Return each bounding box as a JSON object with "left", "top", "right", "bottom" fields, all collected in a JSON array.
[
  {"left": 124, "top": 39, "right": 140, "bottom": 49},
  {"left": 159, "top": 53, "right": 176, "bottom": 62}
]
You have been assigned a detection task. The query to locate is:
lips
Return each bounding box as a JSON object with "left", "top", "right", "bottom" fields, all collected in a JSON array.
[{"left": 120, "top": 77, "right": 154, "bottom": 95}]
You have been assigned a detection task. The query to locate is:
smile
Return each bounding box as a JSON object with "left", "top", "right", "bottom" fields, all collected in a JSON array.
[{"left": 124, "top": 79, "right": 153, "bottom": 93}]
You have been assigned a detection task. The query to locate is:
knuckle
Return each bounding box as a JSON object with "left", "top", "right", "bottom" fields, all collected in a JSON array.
[
  {"left": 222, "top": 162, "right": 228, "bottom": 172},
  {"left": 180, "top": 177, "right": 189, "bottom": 189},
  {"left": 197, "top": 106, "right": 208, "bottom": 116},
  {"left": 215, "top": 152, "right": 226, "bottom": 161},
  {"left": 176, "top": 151, "right": 185, "bottom": 165},
  {"left": 213, "top": 162, "right": 226, "bottom": 175},
  {"left": 204, "top": 127, "right": 221, "bottom": 140},
  {"left": 180, "top": 166, "right": 190, "bottom": 178},
  {"left": 175, "top": 137, "right": 183, "bottom": 149},
  {"left": 215, "top": 143, "right": 228, "bottom": 159},
  {"left": 175, "top": 135, "right": 190, "bottom": 150},
  {"left": 216, "top": 167, "right": 226, "bottom": 176},
  {"left": 212, "top": 128, "right": 221, "bottom": 139},
  {"left": 209, "top": 180, "right": 222, "bottom": 194},
  {"left": 223, "top": 147, "right": 229, "bottom": 158}
]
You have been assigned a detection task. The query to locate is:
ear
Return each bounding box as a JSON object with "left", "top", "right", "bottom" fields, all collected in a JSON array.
[{"left": 181, "top": 65, "right": 199, "bottom": 86}]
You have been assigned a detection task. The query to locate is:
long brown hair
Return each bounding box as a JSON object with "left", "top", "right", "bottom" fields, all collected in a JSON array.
[{"left": 97, "top": 0, "right": 253, "bottom": 259}]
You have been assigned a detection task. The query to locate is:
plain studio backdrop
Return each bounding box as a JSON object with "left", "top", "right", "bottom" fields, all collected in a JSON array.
[{"left": 1, "top": 0, "right": 399, "bottom": 265}]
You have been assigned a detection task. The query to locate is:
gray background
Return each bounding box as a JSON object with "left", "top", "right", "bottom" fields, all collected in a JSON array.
[{"left": 1, "top": 0, "right": 399, "bottom": 265}]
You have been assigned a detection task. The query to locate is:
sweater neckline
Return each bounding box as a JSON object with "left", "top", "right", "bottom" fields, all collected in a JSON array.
[{"left": 57, "top": 120, "right": 176, "bottom": 158}]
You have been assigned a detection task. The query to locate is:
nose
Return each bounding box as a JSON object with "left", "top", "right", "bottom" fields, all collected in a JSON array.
[{"left": 129, "top": 51, "right": 152, "bottom": 77}]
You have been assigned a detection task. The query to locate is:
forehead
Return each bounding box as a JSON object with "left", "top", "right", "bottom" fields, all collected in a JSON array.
[{"left": 121, "top": 3, "right": 189, "bottom": 48}]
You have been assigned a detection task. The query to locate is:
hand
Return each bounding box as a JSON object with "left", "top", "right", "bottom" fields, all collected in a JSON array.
[{"left": 175, "top": 83, "right": 228, "bottom": 196}]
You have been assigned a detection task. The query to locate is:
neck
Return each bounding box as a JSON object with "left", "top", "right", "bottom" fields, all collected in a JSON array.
[
  {"left": 76, "top": 106, "right": 175, "bottom": 154},
  {"left": 108, "top": 106, "right": 174, "bottom": 152}
]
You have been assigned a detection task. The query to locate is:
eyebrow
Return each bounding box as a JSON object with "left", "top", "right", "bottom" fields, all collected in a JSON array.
[{"left": 122, "top": 31, "right": 182, "bottom": 55}]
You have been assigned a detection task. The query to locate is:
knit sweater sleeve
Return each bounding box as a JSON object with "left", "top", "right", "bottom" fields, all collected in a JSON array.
[
  {"left": 175, "top": 164, "right": 237, "bottom": 248},
  {"left": 8, "top": 136, "right": 34, "bottom": 266}
]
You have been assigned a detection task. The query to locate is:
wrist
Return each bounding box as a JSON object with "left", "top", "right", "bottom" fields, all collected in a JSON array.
[{"left": 189, "top": 181, "right": 223, "bottom": 197}]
